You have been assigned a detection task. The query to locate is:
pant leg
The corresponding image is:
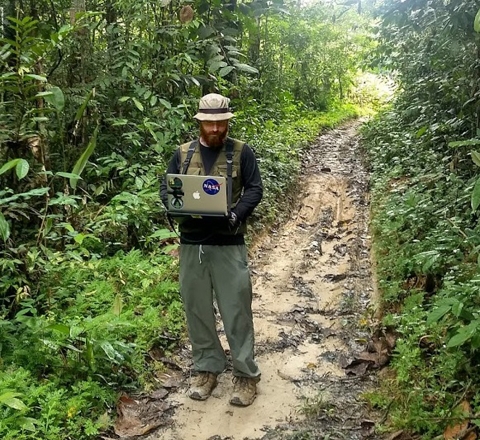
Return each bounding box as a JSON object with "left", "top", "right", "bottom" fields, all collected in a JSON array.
[
  {"left": 179, "top": 244, "right": 227, "bottom": 374},
  {"left": 206, "top": 245, "right": 260, "bottom": 379}
]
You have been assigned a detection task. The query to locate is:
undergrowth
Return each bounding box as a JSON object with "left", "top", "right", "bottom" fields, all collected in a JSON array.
[{"left": 362, "top": 106, "right": 480, "bottom": 437}]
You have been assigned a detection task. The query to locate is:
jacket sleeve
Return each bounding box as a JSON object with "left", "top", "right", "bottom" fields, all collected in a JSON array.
[
  {"left": 233, "top": 144, "right": 263, "bottom": 222},
  {"left": 159, "top": 149, "right": 181, "bottom": 208}
]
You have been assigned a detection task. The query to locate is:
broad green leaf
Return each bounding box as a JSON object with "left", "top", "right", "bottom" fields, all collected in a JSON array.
[
  {"left": 448, "top": 329, "right": 472, "bottom": 348},
  {"left": 190, "top": 77, "right": 200, "bottom": 87},
  {"left": 69, "top": 325, "right": 85, "bottom": 338},
  {"left": 24, "top": 73, "right": 47, "bottom": 82},
  {"left": 148, "top": 229, "right": 177, "bottom": 240},
  {"left": 63, "top": 223, "right": 75, "bottom": 233},
  {"left": 18, "top": 417, "right": 37, "bottom": 432},
  {"left": 111, "top": 119, "right": 128, "bottom": 126},
  {"left": 452, "top": 301, "right": 464, "bottom": 318},
  {"left": 11, "top": 188, "right": 49, "bottom": 200},
  {"left": 44, "top": 217, "right": 53, "bottom": 236},
  {"left": 416, "top": 126, "right": 427, "bottom": 138},
  {"left": 0, "top": 158, "right": 20, "bottom": 175},
  {"left": 219, "top": 66, "right": 235, "bottom": 77},
  {"left": 2, "top": 396, "right": 27, "bottom": 411},
  {"left": 234, "top": 63, "right": 259, "bottom": 74},
  {"left": 198, "top": 25, "right": 215, "bottom": 39},
  {"left": 75, "top": 88, "right": 94, "bottom": 120},
  {"left": 472, "top": 176, "right": 480, "bottom": 212},
  {"left": 0, "top": 391, "right": 22, "bottom": 403},
  {"left": 132, "top": 97, "right": 144, "bottom": 111},
  {"left": 449, "top": 139, "right": 480, "bottom": 148},
  {"left": 150, "top": 95, "right": 158, "bottom": 107},
  {"left": 118, "top": 96, "right": 130, "bottom": 103},
  {"left": 56, "top": 172, "right": 81, "bottom": 180},
  {"left": 74, "top": 233, "right": 85, "bottom": 244},
  {"left": 447, "top": 321, "right": 479, "bottom": 348},
  {"left": 426, "top": 303, "right": 451, "bottom": 325},
  {"left": 209, "top": 54, "right": 225, "bottom": 63},
  {"left": 48, "top": 323, "right": 71, "bottom": 335},
  {"left": 43, "top": 86, "right": 65, "bottom": 112},
  {"left": 15, "top": 159, "right": 29, "bottom": 180},
  {"left": 0, "top": 72, "right": 16, "bottom": 79},
  {"left": 159, "top": 98, "right": 172, "bottom": 109},
  {"left": 36, "top": 91, "right": 53, "bottom": 97},
  {"left": 209, "top": 60, "right": 227, "bottom": 73},
  {"left": 239, "top": 3, "right": 250, "bottom": 15},
  {"left": 475, "top": 8, "right": 480, "bottom": 32},
  {"left": 70, "top": 126, "right": 99, "bottom": 189},
  {"left": 0, "top": 212, "right": 10, "bottom": 242},
  {"left": 228, "top": 49, "right": 244, "bottom": 56},
  {"left": 100, "top": 341, "right": 118, "bottom": 360},
  {"left": 65, "top": 344, "right": 82, "bottom": 353},
  {"left": 112, "top": 294, "right": 123, "bottom": 316},
  {"left": 472, "top": 151, "right": 480, "bottom": 167}
]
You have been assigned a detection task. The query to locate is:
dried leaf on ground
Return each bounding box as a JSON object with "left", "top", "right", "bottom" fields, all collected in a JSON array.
[
  {"left": 444, "top": 401, "right": 475, "bottom": 440},
  {"left": 386, "top": 430, "right": 419, "bottom": 440},
  {"left": 343, "top": 328, "right": 396, "bottom": 376},
  {"left": 344, "top": 360, "right": 370, "bottom": 376},
  {"left": 114, "top": 394, "right": 174, "bottom": 438},
  {"left": 157, "top": 371, "right": 183, "bottom": 389},
  {"left": 360, "top": 419, "right": 375, "bottom": 437}
]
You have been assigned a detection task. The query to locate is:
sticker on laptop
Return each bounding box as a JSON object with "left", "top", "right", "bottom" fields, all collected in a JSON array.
[
  {"left": 170, "top": 197, "right": 184, "bottom": 209},
  {"left": 202, "top": 178, "right": 221, "bottom": 195}
]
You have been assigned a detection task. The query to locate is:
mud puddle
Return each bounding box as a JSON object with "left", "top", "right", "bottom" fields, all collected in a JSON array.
[{"left": 118, "top": 120, "right": 385, "bottom": 440}]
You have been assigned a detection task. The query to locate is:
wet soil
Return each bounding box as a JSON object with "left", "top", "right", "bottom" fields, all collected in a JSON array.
[{"left": 124, "top": 119, "right": 384, "bottom": 440}]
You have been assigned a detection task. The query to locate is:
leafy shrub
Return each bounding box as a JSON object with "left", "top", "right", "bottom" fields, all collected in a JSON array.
[
  {"left": 0, "top": 249, "right": 182, "bottom": 438},
  {"left": 362, "top": 103, "right": 480, "bottom": 435}
]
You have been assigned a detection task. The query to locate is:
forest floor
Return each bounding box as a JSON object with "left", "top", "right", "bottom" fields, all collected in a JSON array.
[{"left": 113, "top": 120, "right": 392, "bottom": 440}]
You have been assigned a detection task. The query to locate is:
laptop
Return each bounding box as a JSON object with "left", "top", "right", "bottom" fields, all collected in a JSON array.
[{"left": 166, "top": 174, "right": 228, "bottom": 216}]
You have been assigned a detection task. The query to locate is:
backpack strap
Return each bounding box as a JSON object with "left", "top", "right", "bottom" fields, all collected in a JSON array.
[
  {"left": 181, "top": 140, "right": 198, "bottom": 174},
  {"left": 225, "top": 138, "right": 234, "bottom": 215}
]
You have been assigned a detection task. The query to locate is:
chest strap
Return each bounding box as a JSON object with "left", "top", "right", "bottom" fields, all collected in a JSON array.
[
  {"left": 181, "top": 140, "right": 197, "bottom": 174},
  {"left": 225, "top": 138, "right": 234, "bottom": 215}
]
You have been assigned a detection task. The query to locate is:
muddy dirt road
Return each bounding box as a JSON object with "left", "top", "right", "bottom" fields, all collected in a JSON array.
[{"left": 143, "top": 119, "right": 381, "bottom": 440}]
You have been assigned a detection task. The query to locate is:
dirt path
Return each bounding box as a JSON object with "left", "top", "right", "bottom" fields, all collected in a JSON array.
[{"left": 142, "top": 119, "right": 382, "bottom": 440}]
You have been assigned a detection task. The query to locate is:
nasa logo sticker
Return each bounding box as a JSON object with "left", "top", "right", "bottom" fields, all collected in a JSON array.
[{"left": 203, "top": 178, "right": 221, "bottom": 195}]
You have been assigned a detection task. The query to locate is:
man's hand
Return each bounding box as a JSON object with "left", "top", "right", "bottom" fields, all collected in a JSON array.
[{"left": 228, "top": 212, "right": 238, "bottom": 228}]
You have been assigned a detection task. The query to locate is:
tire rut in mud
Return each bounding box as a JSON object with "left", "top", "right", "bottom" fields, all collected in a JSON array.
[{"left": 247, "top": 119, "right": 380, "bottom": 440}]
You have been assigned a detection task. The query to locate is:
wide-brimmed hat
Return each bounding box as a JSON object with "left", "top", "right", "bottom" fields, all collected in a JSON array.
[{"left": 193, "top": 93, "right": 234, "bottom": 121}]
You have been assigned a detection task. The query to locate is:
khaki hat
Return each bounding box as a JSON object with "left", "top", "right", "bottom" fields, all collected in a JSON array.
[{"left": 193, "top": 93, "right": 234, "bottom": 121}]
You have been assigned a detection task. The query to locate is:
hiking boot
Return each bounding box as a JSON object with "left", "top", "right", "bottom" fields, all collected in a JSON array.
[
  {"left": 187, "top": 372, "right": 218, "bottom": 401},
  {"left": 229, "top": 376, "right": 258, "bottom": 407}
]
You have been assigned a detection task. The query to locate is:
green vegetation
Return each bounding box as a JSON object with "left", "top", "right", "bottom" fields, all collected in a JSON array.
[
  {"left": 0, "top": 0, "right": 375, "bottom": 437},
  {"left": 362, "top": 0, "right": 480, "bottom": 437}
]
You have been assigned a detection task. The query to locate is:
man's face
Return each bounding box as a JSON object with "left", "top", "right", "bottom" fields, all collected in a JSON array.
[{"left": 200, "top": 120, "right": 229, "bottom": 148}]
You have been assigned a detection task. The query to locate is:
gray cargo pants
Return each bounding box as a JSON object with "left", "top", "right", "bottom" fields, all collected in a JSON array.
[{"left": 179, "top": 244, "right": 260, "bottom": 379}]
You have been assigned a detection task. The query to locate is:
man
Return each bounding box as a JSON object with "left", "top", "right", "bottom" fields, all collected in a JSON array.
[{"left": 160, "top": 93, "right": 263, "bottom": 406}]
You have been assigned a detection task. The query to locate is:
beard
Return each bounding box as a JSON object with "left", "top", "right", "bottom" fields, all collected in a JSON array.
[{"left": 200, "top": 124, "right": 228, "bottom": 149}]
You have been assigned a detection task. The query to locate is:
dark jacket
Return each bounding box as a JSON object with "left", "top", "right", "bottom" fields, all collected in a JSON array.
[{"left": 160, "top": 137, "right": 263, "bottom": 245}]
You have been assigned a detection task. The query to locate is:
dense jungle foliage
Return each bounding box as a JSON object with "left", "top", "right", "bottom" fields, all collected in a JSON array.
[
  {"left": 362, "top": 0, "right": 480, "bottom": 437},
  {"left": 0, "top": 0, "right": 377, "bottom": 438}
]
